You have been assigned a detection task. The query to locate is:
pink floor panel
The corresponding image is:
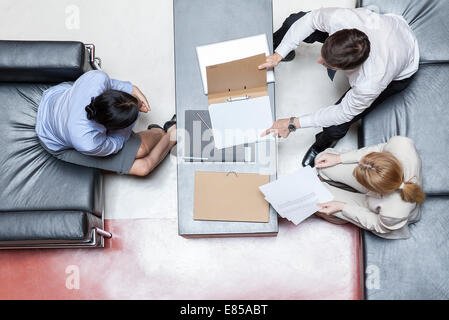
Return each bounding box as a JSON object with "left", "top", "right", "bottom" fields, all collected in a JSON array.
[{"left": 0, "top": 217, "right": 363, "bottom": 300}]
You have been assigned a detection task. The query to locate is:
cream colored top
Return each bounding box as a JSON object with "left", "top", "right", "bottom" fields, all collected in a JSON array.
[{"left": 322, "top": 136, "right": 423, "bottom": 239}]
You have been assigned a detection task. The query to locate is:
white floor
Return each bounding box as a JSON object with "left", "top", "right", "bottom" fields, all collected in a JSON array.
[{"left": 1, "top": 0, "right": 358, "bottom": 220}]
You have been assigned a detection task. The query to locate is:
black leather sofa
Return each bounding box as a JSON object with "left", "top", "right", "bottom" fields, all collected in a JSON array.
[
  {"left": 358, "top": 0, "right": 449, "bottom": 299},
  {"left": 0, "top": 41, "right": 110, "bottom": 249}
]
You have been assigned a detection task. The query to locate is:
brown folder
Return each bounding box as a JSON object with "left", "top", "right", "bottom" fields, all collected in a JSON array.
[
  {"left": 206, "top": 53, "right": 268, "bottom": 105},
  {"left": 193, "top": 171, "right": 270, "bottom": 223}
]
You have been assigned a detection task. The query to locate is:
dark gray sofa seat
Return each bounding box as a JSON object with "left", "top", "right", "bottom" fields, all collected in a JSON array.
[
  {"left": 362, "top": 64, "right": 449, "bottom": 195},
  {"left": 361, "top": 64, "right": 449, "bottom": 298},
  {"left": 0, "top": 84, "right": 103, "bottom": 213},
  {"left": 359, "top": 0, "right": 449, "bottom": 299},
  {"left": 0, "top": 41, "right": 106, "bottom": 248},
  {"left": 364, "top": 198, "right": 449, "bottom": 300}
]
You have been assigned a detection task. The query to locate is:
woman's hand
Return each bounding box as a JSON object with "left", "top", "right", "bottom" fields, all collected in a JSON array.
[
  {"left": 261, "top": 117, "right": 299, "bottom": 138},
  {"left": 258, "top": 53, "right": 283, "bottom": 70},
  {"left": 317, "top": 201, "right": 346, "bottom": 215},
  {"left": 315, "top": 153, "right": 341, "bottom": 169},
  {"left": 132, "top": 85, "right": 150, "bottom": 113}
]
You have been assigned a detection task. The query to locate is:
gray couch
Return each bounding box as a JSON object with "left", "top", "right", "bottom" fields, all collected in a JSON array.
[
  {"left": 0, "top": 41, "right": 110, "bottom": 249},
  {"left": 358, "top": 0, "right": 449, "bottom": 299}
]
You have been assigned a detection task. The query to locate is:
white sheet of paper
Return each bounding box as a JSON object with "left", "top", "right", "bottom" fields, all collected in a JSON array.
[
  {"left": 259, "top": 167, "right": 334, "bottom": 225},
  {"left": 209, "top": 96, "right": 274, "bottom": 150},
  {"left": 196, "top": 34, "right": 275, "bottom": 95}
]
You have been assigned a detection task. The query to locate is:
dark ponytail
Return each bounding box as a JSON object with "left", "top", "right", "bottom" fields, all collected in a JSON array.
[
  {"left": 85, "top": 89, "right": 139, "bottom": 130},
  {"left": 85, "top": 97, "right": 97, "bottom": 120}
]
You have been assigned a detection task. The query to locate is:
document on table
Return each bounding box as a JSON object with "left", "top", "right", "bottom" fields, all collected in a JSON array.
[
  {"left": 209, "top": 95, "right": 274, "bottom": 149},
  {"left": 259, "top": 166, "right": 334, "bottom": 225},
  {"left": 196, "top": 34, "right": 275, "bottom": 95}
]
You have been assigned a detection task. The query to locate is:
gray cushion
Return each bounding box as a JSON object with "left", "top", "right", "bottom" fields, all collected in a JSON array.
[
  {"left": 0, "top": 83, "right": 102, "bottom": 214},
  {"left": 364, "top": 197, "right": 449, "bottom": 300},
  {"left": 362, "top": 64, "right": 449, "bottom": 195},
  {"left": 360, "top": 0, "right": 449, "bottom": 62}
]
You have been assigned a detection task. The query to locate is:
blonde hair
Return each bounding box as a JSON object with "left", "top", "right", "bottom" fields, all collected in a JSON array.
[{"left": 353, "top": 152, "right": 425, "bottom": 204}]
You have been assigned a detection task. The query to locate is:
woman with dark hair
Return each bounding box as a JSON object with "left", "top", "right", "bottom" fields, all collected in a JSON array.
[
  {"left": 314, "top": 136, "right": 425, "bottom": 239},
  {"left": 36, "top": 70, "right": 176, "bottom": 176}
]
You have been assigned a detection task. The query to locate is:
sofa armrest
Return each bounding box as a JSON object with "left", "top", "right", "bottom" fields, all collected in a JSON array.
[{"left": 0, "top": 40, "right": 93, "bottom": 83}]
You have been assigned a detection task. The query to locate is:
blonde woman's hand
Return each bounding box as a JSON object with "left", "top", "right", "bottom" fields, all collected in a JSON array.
[
  {"left": 317, "top": 201, "right": 345, "bottom": 215},
  {"left": 132, "top": 85, "right": 150, "bottom": 113},
  {"left": 315, "top": 153, "right": 341, "bottom": 169}
]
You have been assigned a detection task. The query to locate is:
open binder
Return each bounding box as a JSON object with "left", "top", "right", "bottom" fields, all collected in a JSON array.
[
  {"left": 196, "top": 34, "right": 275, "bottom": 95},
  {"left": 206, "top": 53, "right": 268, "bottom": 104},
  {"left": 206, "top": 53, "right": 274, "bottom": 149}
]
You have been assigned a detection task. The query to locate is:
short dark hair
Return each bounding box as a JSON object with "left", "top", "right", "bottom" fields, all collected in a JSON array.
[
  {"left": 321, "top": 29, "right": 371, "bottom": 70},
  {"left": 85, "top": 89, "right": 139, "bottom": 130}
]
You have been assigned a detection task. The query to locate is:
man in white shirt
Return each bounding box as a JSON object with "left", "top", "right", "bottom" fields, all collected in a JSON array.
[{"left": 259, "top": 7, "right": 420, "bottom": 167}]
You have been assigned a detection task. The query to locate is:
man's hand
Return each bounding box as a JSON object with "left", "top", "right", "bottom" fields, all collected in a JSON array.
[
  {"left": 261, "top": 117, "right": 300, "bottom": 138},
  {"left": 258, "top": 53, "right": 283, "bottom": 70},
  {"left": 317, "top": 201, "right": 346, "bottom": 215},
  {"left": 315, "top": 153, "right": 341, "bottom": 169},
  {"left": 132, "top": 85, "right": 150, "bottom": 113}
]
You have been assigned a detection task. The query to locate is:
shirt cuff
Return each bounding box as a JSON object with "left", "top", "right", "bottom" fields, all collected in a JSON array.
[
  {"left": 341, "top": 204, "right": 361, "bottom": 221},
  {"left": 111, "top": 78, "right": 134, "bottom": 95},
  {"left": 298, "top": 114, "right": 315, "bottom": 128},
  {"left": 122, "top": 81, "right": 133, "bottom": 95},
  {"left": 275, "top": 46, "right": 290, "bottom": 59}
]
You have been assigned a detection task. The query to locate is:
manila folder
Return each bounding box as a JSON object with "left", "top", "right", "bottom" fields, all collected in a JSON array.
[{"left": 194, "top": 171, "right": 270, "bottom": 223}]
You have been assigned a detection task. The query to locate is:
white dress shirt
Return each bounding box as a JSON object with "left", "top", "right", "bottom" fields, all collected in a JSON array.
[{"left": 275, "top": 7, "right": 420, "bottom": 128}]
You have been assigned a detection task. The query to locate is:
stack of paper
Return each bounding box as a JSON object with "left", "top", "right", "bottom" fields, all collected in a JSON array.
[{"left": 259, "top": 167, "right": 334, "bottom": 225}]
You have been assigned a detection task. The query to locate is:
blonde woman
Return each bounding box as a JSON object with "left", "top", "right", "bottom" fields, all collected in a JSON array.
[{"left": 314, "top": 136, "right": 425, "bottom": 239}]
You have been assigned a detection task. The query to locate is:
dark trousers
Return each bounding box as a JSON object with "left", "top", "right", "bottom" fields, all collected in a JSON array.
[
  {"left": 274, "top": 11, "right": 414, "bottom": 150},
  {"left": 314, "top": 77, "right": 413, "bottom": 149},
  {"left": 274, "top": 11, "right": 328, "bottom": 50}
]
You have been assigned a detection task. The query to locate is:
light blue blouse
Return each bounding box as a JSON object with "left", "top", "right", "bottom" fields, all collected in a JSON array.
[{"left": 36, "top": 70, "right": 135, "bottom": 157}]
